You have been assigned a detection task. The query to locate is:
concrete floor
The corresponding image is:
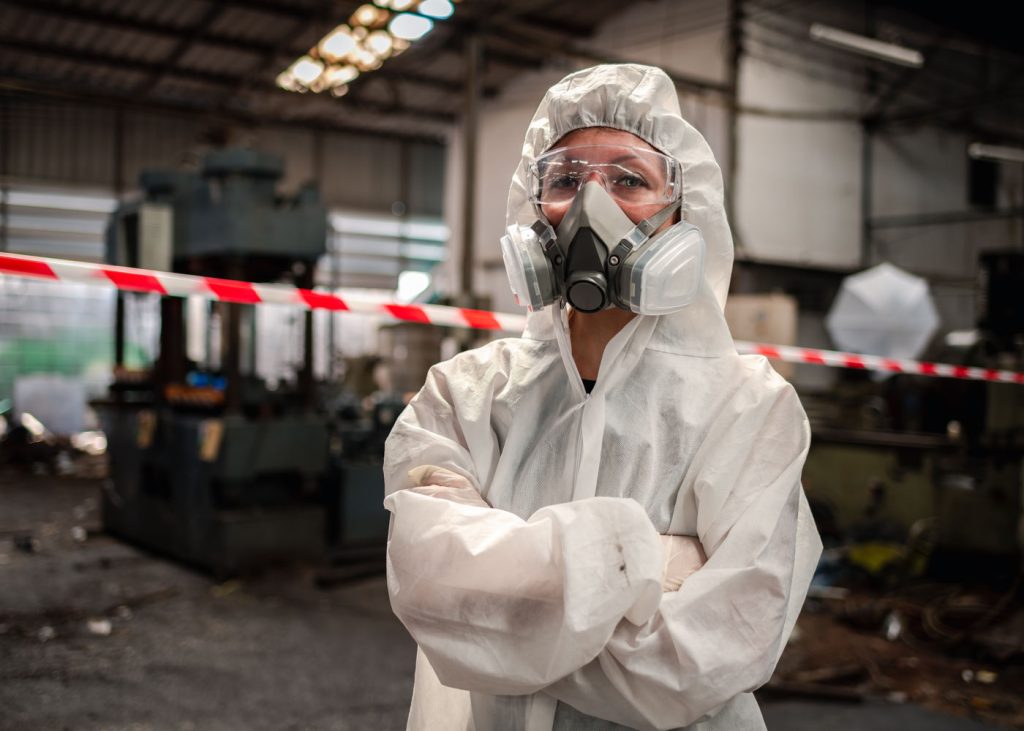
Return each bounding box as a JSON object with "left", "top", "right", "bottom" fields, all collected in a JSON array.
[
  {"left": 0, "top": 469, "right": 415, "bottom": 730},
  {"left": 761, "top": 699, "right": 1006, "bottom": 730},
  {"left": 0, "top": 467, "right": 1011, "bottom": 730}
]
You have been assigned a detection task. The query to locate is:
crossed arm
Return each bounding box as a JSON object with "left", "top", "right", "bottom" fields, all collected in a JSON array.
[{"left": 383, "top": 368, "right": 821, "bottom": 730}]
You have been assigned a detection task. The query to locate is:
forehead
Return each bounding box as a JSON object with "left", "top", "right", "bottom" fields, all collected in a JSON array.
[{"left": 550, "top": 127, "right": 661, "bottom": 154}]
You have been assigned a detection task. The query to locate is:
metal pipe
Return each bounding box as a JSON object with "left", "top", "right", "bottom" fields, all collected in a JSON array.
[
  {"left": 115, "top": 295, "right": 126, "bottom": 368},
  {"left": 112, "top": 107, "right": 125, "bottom": 371},
  {"left": 460, "top": 34, "right": 482, "bottom": 300},
  {"left": 314, "top": 129, "right": 336, "bottom": 382},
  {"left": 860, "top": 2, "right": 876, "bottom": 267},
  {"left": 397, "top": 137, "right": 411, "bottom": 287},
  {"left": 113, "top": 107, "right": 125, "bottom": 195},
  {"left": 861, "top": 122, "right": 873, "bottom": 266},
  {"left": 0, "top": 94, "right": 8, "bottom": 253},
  {"left": 224, "top": 302, "right": 242, "bottom": 413},
  {"left": 224, "top": 260, "right": 243, "bottom": 413},
  {"left": 299, "top": 264, "right": 315, "bottom": 410},
  {"left": 725, "top": 0, "right": 743, "bottom": 256}
]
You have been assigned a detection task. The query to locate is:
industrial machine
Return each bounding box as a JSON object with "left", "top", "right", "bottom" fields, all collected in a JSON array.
[
  {"left": 928, "top": 251, "right": 1024, "bottom": 582},
  {"left": 802, "top": 253, "right": 1024, "bottom": 587},
  {"left": 96, "top": 148, "right": 392, "bottom": 576}
]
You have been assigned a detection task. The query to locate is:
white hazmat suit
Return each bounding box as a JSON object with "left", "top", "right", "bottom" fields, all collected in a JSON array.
[{"left": 384, "top": 64, "right": 822, "bottom": 731}]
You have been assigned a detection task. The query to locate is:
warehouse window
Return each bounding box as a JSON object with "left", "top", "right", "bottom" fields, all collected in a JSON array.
[
  {"left": 0, "top": 184, "right": 448, "bottom": 289},
  {"left": 0, "top": 184, "right": 141, "bottom": 407},
  {"left": 1, "top": 183, "right": 116, "bottom": 261},
  {"left": 322, "top": 209, "right": 447, "bottom": 291},
  {"left": 266, "top": 210, "right": 449, "bottom": 382}
]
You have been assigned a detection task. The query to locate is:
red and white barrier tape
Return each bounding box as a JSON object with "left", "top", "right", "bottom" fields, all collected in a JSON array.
[
  {"left": 0, "top": 252, "right": 524, "bottom": 333},
  {"left": 734, "top": 342, "right": 1024, "bottom": 385},
  {"left": 1, "top": 252, "right": 1022, "bottom": 385}
]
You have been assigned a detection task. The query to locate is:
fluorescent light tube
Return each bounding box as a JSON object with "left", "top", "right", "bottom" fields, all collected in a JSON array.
[
  {"left": 809, "top": 23, "right": 924, "bottom": 68},
  {"left": 968, "top": 143, "right": 1024, "bottom": 164}
]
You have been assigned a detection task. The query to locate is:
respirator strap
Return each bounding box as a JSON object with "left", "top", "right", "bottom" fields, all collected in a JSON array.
[
  {"left": 636, "top": 199, "right": 682, "bottom": 238},
  {"left": 530, "top": 219, "right": 558, "bottom": 252},
  {"left": 612, "top": 199, "right": 682, "bottom": 260},
  {"left": 606, "top": 199, "right": 682, "bottom": 309}
]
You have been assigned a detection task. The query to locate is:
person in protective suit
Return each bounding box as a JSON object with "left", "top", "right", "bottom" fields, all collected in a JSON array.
[{"left": 383, "top": 63, "right": 822, "bottom": 731}]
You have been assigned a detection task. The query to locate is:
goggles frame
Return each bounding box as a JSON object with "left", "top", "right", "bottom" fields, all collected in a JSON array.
[{"left": 528, "top": 144, "right": 682, "bottom": 207}]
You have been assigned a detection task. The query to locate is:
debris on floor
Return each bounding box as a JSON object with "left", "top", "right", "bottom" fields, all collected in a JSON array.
[
  {"left": 775, "top": 589, "right": 1024, "bottom": 728},
  {"left": 0, "top": 467, "right": 416, "bottom": 730},
  {"left": 86, "top": 617, "right": 113, "bottom": 636},
  {"left": 210, "top": 579, "right": 243, "bottom": 599}
]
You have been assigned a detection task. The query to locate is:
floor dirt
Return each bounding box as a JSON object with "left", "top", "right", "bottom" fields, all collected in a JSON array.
[
  {"left": 0, "top": 465, "right": 415, "bottom": 731},
  {"left": 1, "top": 462, "right": 1018, "bottom": 730}
]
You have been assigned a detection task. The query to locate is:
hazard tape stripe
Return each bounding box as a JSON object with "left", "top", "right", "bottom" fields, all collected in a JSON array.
[
  {"left": 1, "top": 252, "right": 1021, "bottom": 384},
  {"left": 735, "top": 343, "right": 1024, "bottom": 384}
]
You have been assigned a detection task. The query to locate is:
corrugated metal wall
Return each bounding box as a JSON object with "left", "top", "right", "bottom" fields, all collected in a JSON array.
[
  {"left": 1, "top": 95, "right": 446, "bottom": 215},
  {"left": 5, "top": 100, "right": 119, "bottom": 187},
  {"left": 321, "top": 133, "right": 403, "bottom": 212}
]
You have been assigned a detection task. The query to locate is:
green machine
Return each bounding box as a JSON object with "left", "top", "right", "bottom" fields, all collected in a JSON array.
[{"left": 96, "top": 148, "right": 338, "bottom": 576}]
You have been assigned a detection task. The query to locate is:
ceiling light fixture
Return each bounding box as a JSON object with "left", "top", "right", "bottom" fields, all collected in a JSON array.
[
  {"left": 276, "top": 70, "right": 302, "bottom": 92},
  {"left": 809, "top": 23, "right": 924, "bottom": 68},
  {"left": 389, "top": 13, "right": 434, "bottom": 41},
  {"left": 289, "top": 56, "right": 325, "bottom": 86},
  {"left": 365, "top": 30, "right": 395, "bottom": 59},
  {"left": 318, "top": 64, "right": 361, "bottom": 90},
  {"left": 417, "top": 0, "right": 454, "bottom": 19},
  {"left": 278, "top": 0, "right": 457, "bottom": 96},
  {"left": 319, "top": 26, "right": 358, "bottom": 62},
  {"left": 390, "top": 37, "right": 411, "bottom": 56},
  {"left": 350, "top": 46, "right": 385, "bottom": 72},
  {"left": 968, "top": 143, "right": 1024, "bottom": 164},
  {"left": 351, "top": 3, "right": 390, "bottom": 28}
]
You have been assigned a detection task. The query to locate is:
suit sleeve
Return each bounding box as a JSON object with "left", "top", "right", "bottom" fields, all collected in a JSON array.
[
  {"left": 384, "top": 363, "right": 664, "bottom": 696},
  {"left": 542, "top": 384, "right": 823, "bottom": 730}
]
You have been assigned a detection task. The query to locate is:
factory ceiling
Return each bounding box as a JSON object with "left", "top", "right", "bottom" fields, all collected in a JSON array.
[
  {"left": 0, "top": 0, "right": 1021, "bottom": 146},
  {"left": 0, "top": 0, "right": 628, "bottom": 141}
]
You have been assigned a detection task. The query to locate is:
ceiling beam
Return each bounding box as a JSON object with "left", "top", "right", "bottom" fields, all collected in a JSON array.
[
  {"left": 141, "top": 3, "right": 229, "bottom": 95},
  {"left": 0, "top": 79, "right": 447, "bottom": 144},
  {"left": 444, "top": 0, "right": 597, "bottom": 39},
  {"left": 0, "top": 34, "right": 237, "bottom": 86},
  {"left": 214, "top": 0, "right": 333, "bottom": 20},
  {"left": 0, "top": 35, "right": 457, "bottom": 123},
  {"left": 2, "top": 0, "right": 266, "bottom": 56},
  {"left": 0, "top": 0, "right": 472, "bottom": 94}
]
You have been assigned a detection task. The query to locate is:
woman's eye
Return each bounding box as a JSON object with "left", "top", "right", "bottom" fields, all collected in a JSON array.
[
  {"left": 615, "top": 174, "right": 646, "bottom": 189},
  {"left": 549, "top": 174, "right": 580, "bottom": 189}
]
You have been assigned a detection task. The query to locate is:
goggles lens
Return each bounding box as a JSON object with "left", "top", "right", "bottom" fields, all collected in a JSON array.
[{"left": 529, "top": 145, "right": 681, "bottom": 206}]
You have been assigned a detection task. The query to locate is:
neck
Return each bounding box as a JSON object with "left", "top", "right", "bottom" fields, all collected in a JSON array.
[{"left": 568, "top": 307, "right": 637, "bottom": 380}]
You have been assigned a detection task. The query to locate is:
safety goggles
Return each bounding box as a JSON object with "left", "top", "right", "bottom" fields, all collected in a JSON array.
[{"left": 528, "top": 145, "right": 681, "bottom": 206}]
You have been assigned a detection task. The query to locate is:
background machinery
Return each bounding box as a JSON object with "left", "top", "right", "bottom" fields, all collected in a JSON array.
[{"left": 97, "top": 148, "right": 392, "bottom": 576}]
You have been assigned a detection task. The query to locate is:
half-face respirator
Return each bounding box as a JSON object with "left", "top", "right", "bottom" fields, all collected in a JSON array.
[{"left": 500, "top": 144, "right": 706, "bottom": 315}]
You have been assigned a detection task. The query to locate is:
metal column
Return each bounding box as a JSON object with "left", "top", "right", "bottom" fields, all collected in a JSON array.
[{"left": 460, "top": 34, "right": 482, "bottom": 300}]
